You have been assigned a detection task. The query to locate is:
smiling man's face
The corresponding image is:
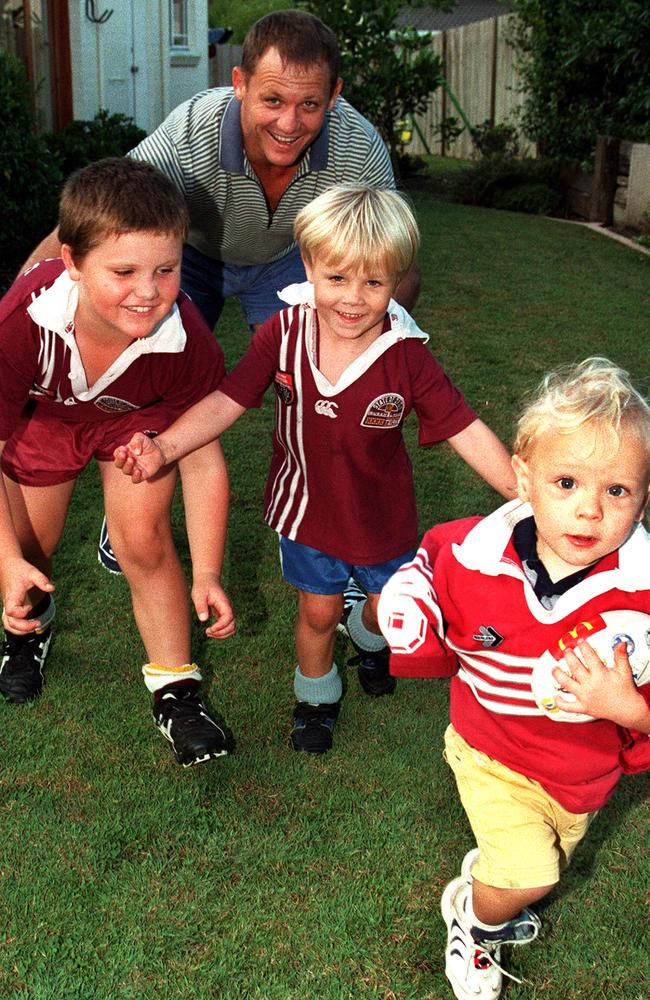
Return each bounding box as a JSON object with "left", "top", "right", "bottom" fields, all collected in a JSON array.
[{"left": 233, "top": 47, "right": 341, "bottom": 172}]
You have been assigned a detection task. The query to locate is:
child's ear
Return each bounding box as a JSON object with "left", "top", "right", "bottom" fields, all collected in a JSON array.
[
  {"left": 302, "top": 256, "right": 313, "bottom": 284},
  {"left": 511, "top": 453, "right": 530, "bottom": 501},
  {"left": 635, "top": 487, "right": 650, "bottom": 523},
  {"left": 61, "top": 244, "right": 81, "bottom": 282}
]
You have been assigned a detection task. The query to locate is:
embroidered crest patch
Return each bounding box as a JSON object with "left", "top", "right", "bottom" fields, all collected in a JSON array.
[
  {"left": 274, "top": 370, "right": 295, "bottom": 405},
  {"left": 360, "top": 393, "right": 405, "bottom": 429},
  {"left": 94, "top": 396, "right": 139, "bottom": 413}
]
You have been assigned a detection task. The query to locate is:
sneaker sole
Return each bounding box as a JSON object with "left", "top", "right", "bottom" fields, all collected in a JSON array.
[
  {"left": 155, "top": 721, "right": 234, "bottom": 766},
  {"left": 97, "top": 550, "right": 123, "bottom": 575},
  {"left": 181, "top": 748, "right": 230, "bottom": 767}
]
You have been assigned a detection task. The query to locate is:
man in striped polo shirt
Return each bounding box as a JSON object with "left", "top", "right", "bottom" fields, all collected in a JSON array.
[{"left": 21, "top": 10, "right": 419, "bottom": 328}]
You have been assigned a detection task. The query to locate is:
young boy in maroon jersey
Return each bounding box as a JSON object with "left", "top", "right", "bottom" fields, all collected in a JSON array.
[
  {"left": 114, "top": 185, "right": 515, "bottom": 753},
  {"left": 0, "top": 158, "right": 235, "bottom": 767},
  {"left": 378, "top": 358, "right": 650, "bottom": 999}
]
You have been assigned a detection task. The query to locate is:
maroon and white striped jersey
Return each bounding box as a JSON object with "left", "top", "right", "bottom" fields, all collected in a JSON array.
[
  {"left": 0, "top": 259, "right": 225, "bottom": 439},
  {"left": 379, "top": 499, "right": 650, "bottom": 811},
  {"left": 219, "top": 286, "right": 476, "bottom": 564}
]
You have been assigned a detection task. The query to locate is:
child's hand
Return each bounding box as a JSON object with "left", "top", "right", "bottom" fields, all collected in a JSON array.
[
  {"left": 191, "top": 573, "right": 236, "bottom": 640},
  {"left": 553, "top": 639, "right": 648, "bottom": 728},
  {"left": 1, "top": 558, "right": 54, "bottom": 635},
  {"left": 114, "top": 434, "right": 165, "bottom": 483}
]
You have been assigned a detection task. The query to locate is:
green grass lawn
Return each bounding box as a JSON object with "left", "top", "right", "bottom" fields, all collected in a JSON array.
[{"left": 1, "top": 198, "right": 649, "bottom": 999}]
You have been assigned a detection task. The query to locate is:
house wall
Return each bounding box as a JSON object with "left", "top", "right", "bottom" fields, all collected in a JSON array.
[{"left": 69, "top": 1, "right": 208, "bottom": 134}]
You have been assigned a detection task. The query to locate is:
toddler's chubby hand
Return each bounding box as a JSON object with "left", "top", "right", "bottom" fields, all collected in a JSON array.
[
  {"left": 553, "top": 638, "right": 646, "bottom": 728},
  {"left": 114, "top": 433, "right": 165, "bottom": 483}
]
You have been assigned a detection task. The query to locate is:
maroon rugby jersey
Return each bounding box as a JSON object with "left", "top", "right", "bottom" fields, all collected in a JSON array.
[
  {"left": 219, "top": 285, "right": 476, "bottom": 564},
  {"left": 0, "top": 259, "right": 225, "bottom": 437},
  {"left": 379, "top": 500, "right": 650, "bottom": 812}
]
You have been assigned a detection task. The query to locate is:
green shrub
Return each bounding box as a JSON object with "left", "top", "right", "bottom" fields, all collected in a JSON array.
[
  {"left": 45, "top": 109, "right": 146, "bottom": 176},
  {"left": 494, "top": 181, "right": 563, "bottom": 215},
  {"left": 470, "top": 120, "right": 521, "bottom": 159},
  {"left": 0, "top": 53, "right": 62, "bottom": 287},
  {"left": 450, "top": 155, "right": 565, "bottom": 215}
]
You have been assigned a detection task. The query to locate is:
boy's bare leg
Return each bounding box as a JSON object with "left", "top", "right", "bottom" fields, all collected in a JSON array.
[
  {"left": 99, "top": 462, "right": 190, "bottom": 666},
  {"left": 0, "top": 476, "right": 72, "bottom": 701},
  {"left": 472, "top": 879, "right": 555, "bottom": 925},
  {"left": 294, "top": 590, "right": 343, "bottom": 677},
  {"left": 2, "top": 474, "right": 74, "bottom": 608}
]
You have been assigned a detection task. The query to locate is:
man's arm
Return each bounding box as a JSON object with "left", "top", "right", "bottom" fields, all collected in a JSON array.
[
  {"left": 179, "top": 439, "right": 235, "bottom": 639},
  {"left": 447, "top": 419, "right": 517, "bottom": 499},
  {"left": 17, "top": 229, "right": 62, "bottom": 277}
]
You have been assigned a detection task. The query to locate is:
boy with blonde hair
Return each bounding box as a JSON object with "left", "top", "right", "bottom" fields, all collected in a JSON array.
[
  {"left": 0, "top": 158, "right": 235, "bottom": 767},
  {"left": 115, "top": 185, "right": 515, "bottom": 753},
  {"left": 378, "top": 357, "right": 650, "bottom": 999}
]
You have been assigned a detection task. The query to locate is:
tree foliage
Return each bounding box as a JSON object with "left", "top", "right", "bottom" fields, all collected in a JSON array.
[
  {"left": 299, "top": 0, "right": 448, "bottom": 172},
  {"left": 509, "top": 0, "right": 650, "bottom": 161},
  {"left": 208, "top": 0, "right": 286, "bottom": 44}
]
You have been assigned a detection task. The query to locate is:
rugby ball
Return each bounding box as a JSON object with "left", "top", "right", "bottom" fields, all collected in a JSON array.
[{"left": 531, "top": 610, "right": 650, "bottom": 723}]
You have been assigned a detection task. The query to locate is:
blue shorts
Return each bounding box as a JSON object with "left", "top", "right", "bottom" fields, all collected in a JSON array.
[
  {"left": 279, "top": 537, "right": 417, "bottom": 596},
  {"left": 181, "top": 243, "right": 306, "bottom": 329}
]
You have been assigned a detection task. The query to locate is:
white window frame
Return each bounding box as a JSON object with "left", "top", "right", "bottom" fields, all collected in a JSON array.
[{"left": 169, "top": 0, "right": 189, "bottom": 49}]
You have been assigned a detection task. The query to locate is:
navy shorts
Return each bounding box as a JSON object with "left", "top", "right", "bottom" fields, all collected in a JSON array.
[
  {"left": 279, "top": 536, "right": 417, "bottom": 596},
  {"left": 181, "top": 243, "right": 306, "bottom": 329}
]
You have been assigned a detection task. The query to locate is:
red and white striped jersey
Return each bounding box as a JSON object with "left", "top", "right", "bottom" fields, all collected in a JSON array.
[
  {"left": 379, "top": 499, "right": 650, "bottom": 811},
  {"left": 219, "top": 287, "right": 476, "bottom": 564}
]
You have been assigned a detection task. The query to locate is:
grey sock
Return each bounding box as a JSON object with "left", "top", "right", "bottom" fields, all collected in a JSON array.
[
  {"left": 346, "top": 599, "right": 386, "bottom": 652},
  {"left": 294, "top": 663, "right": 342, "bottom": 704}
]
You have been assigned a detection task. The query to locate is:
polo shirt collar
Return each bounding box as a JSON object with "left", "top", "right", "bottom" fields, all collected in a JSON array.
[{"left": 219, "top": 96, "right": 330, "bottom": 175}]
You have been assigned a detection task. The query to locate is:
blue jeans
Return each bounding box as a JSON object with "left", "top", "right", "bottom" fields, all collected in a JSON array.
[{"left": 181, "top": 243, "right": 307, "bottom": 329}]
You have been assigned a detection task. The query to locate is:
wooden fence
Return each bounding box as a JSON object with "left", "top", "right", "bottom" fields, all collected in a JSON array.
[
  {"left": 411, "top": 14, "right": 532, "bottom": 159},
  {"left": 209, "top": 15, "right": 531, "bottom": 160},
  {"left": 209, "top": 43, "right": 242, "bottom": 88}
]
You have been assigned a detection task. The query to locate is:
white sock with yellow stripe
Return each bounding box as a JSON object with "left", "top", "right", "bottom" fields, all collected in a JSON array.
[{"left": 142, "top": 662, "right": 203, "bottom": 694}]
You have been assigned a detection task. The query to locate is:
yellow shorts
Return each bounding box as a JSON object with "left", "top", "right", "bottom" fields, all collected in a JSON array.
[{"left": 443, "top": 725, "right": 595, "bottom": 889}]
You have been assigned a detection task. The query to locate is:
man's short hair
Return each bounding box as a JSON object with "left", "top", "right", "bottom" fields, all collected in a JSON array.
[
  {"left": 58, "top": 157, "right": 188, "bottom": 261},
  {"left": 514, "top": 357, "right": 650, "bottom": 459},
  {"left": 241, "top": 10, "right": 339, "bottom": 92},
  {"left": 294, "top": 186, "right": 419, "bottom": 278}
]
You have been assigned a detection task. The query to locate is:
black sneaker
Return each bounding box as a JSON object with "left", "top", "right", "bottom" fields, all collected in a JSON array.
[
  {"left": 349, "top": 647, "right": 396, "bottom": 697},
  {"left": 153, "top": 685, "right": 235, "bottom": 767},
  {"left": 97, "top": 516, "right": 122, "bottom": 575},
  {"left": 0, "top": 626, "right": 52, "bottom": 703},
  {"left": 290, "top": 701, "right": 341, "bottom": 754}
]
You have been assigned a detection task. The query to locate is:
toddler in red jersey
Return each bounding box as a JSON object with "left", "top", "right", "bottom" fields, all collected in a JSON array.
[
  {"left": 114, "top": 185, "right": 515, "bottom": 753},
  {"left": 0, "top": 158, "right": 235, "bottom": 767},
  {"left": 378, "top": 358, "right": 650, "bottom": 1000}
]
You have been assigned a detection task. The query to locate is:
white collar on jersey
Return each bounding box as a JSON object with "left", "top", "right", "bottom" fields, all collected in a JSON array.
[
  {"left": 27, "top": 267, "right": 187, "bottom": 355},
  {"left": 278, "top": 280, "right": 429, "bottom": 396},
  {"left": 452, "top": 497, "right": 650, "bottom": 622},
  {"left": 278, "top": 281, "right": 429, "bottom": 343}
]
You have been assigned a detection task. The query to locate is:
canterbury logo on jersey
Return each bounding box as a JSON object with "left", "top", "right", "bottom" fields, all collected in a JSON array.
[{"left": 315, "top": 399, "right": 338, "bottom": 418}]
